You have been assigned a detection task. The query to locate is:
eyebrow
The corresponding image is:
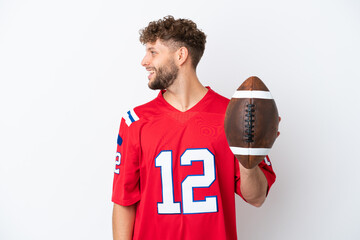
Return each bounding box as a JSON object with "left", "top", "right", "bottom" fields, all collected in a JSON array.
[{"left": 146, "top": 47, "right": 156, "bottom": 51}]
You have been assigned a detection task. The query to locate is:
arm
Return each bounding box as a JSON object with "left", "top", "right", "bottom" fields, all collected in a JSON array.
[
  {"left": 240, "top": 116, "right": 281, "bottom": 207},
  {"left": 112, "top": 203, "right": 136, "bottom": 240},
  {"left": 239, "top": 164, "right": 268, "bottom": 207}
]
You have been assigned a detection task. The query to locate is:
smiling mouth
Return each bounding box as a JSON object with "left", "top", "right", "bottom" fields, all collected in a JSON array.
[{"left": 146, "top": 68, "right": 155, "bottom": 80}]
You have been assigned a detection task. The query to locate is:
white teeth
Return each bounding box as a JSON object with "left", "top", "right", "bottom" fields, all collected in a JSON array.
[{"left": 146, "top": 69, "right": 155, "bottom": 75}]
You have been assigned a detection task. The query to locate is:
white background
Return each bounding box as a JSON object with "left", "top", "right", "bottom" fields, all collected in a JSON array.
[{"left": 1, "top": 0, "right": 359, "bottom": 239}]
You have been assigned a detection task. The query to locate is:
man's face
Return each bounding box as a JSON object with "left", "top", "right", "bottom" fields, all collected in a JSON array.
[{"left": 141, "top": 40, "right": 179, "bottom": 90}]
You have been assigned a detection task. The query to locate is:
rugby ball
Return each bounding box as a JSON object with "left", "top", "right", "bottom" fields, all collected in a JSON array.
[{"left": 224, "top": 76, "right": 279, "bottom": 169}]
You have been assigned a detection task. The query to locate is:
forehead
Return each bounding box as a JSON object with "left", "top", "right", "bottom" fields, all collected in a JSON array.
[{"left": 145, "top": 39, "right": 172, "bottom": 52}]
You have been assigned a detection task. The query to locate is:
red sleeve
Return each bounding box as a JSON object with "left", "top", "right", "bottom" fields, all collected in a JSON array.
[
  {"left": 111, "top": 117, "right": 141, "bottom": 206},
  {"left": 235, "top": 155, "right": 276, "bottom": 199},
  {"left": 260, "top": 155, "right": 276, "bottom": 195}
]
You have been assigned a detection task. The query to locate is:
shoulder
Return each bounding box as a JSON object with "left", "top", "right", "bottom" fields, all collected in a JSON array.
[
  {"left": 122, "top": 94, "right": 161, "bottom": 127},
  {"left": 209, "top": 88, "right": 230, "bottom": 104},
  {"left": 205, "top": 88, "right": 230, "bottom": 113}
]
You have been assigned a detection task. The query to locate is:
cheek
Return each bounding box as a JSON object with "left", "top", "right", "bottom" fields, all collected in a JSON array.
[{"left": 153, "top": 61, "right": 162, "bottom": 71}]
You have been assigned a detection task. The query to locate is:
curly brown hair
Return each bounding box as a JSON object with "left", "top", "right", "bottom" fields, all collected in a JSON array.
[{"left": 139, "top": 15, "right": 207, "bottom": 69}]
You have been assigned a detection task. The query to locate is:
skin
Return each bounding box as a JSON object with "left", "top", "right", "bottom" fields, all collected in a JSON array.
[
  {"left": 141, "top": 40, "right": 208, "bottom": 111},
  {"left": 112, "top": 39, "right": 280, "bottom": 239},
  {"left": 112, "top": 203, "right": 136, "bottom": 240}
]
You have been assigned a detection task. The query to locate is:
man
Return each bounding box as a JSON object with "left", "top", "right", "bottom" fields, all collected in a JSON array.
[{"left": 112, "top": 16, "right": 276, "bottom": 240}]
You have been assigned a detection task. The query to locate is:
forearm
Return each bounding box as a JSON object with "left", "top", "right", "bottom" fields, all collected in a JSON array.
[
  {"left": 239, "top": 164, "right": 268, "bottom": 207},
  {"left": 112, "top": 203, "right": 136, "bottom": 240}
]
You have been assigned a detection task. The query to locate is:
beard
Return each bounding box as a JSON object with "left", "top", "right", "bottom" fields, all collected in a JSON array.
[{"left": 148, "top": 59, "right": 179, "bottom": 90}]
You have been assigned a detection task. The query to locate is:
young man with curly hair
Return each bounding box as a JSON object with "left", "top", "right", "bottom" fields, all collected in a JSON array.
[{"left": 112, "top": 16, "right": 276, "bottom": 240}]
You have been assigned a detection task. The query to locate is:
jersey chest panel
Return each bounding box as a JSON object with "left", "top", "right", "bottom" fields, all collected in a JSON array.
[{"left": 137, "top": 111, "right": 234, "bottom": 215}]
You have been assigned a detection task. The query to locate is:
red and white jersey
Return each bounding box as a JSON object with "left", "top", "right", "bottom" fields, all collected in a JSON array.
[{"left": 112, "top": 87, "right": 276, "bottom": 240}]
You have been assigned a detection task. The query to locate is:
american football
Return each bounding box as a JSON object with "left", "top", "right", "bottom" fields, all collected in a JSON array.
[{"left": 224, "top": 76, "right": 279, "bottom": 169}]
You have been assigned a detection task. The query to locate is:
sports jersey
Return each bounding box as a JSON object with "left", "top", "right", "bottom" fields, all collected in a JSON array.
[{"left": 112, "top": 87, "right": 276, "bottom": 240}]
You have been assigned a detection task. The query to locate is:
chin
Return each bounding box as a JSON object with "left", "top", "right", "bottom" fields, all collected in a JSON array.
[{"left": 148, "top": 82, "right": 158, "bottom": 90}]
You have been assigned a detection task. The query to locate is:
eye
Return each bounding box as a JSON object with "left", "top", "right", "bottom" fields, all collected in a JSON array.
[{"left": 151, "top": 51, "right": 157, "bottom": 55}]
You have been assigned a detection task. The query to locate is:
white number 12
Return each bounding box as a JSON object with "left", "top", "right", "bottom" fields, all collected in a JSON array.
[{"left": 155, "top": 148, "right": 218, "bottom": 214}]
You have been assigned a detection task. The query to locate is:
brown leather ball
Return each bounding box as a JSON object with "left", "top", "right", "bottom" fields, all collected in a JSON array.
[{"left": 224, "top": 76, "right": 279, "bottom": 169}]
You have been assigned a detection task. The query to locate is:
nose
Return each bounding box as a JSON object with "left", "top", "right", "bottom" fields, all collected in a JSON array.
[{"left": 141, "top": 54, "right": 149, "bottom": 67}]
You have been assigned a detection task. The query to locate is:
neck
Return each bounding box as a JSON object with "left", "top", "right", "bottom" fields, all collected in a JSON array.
[{"left": 163, "top": 70, "right": 208, "bottom": 112}]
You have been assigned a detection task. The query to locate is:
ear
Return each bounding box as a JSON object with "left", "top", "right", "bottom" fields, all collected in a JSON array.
[{"left": 176, "top": 47, "right": 189, "bottom": 66}]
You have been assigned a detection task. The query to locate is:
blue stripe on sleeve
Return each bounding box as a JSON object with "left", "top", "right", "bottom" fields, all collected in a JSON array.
[
  {"left": 127, "top": 111, "right": 135, "bottom": 123},
  {"left": 117, "top": 134, "right": 123, "bottom": 146}
]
